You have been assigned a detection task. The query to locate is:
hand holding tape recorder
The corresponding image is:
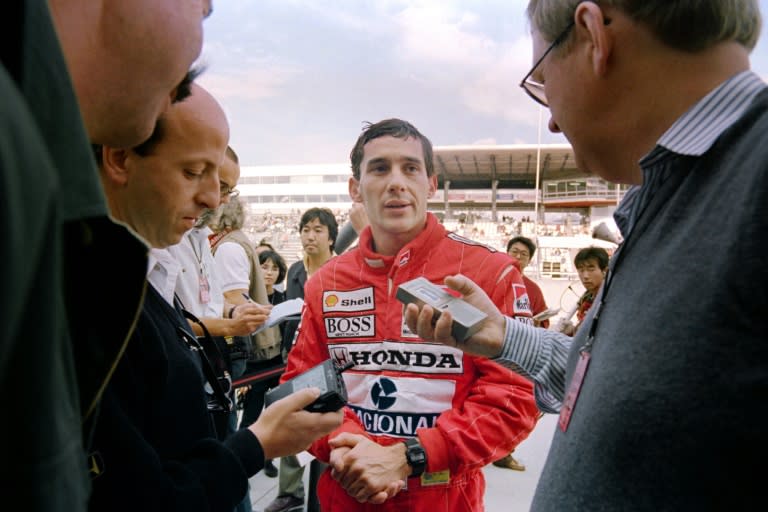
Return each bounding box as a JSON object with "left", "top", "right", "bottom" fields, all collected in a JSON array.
[
  {"left": 396, "top": 277, "right": 487, "bottom": 342},
  {"left": 264, "top": 359, "right": 354, "bottom": 413}
]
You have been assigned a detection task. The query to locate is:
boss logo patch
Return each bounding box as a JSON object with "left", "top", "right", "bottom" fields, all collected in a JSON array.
[{"left": 324, "top": 315, "right": 376, "bottom": 338}]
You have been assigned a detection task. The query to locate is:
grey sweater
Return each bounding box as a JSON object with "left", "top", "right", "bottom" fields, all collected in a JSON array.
[{"left": 500, "top": 85, "right": 768, "bottom": 510}]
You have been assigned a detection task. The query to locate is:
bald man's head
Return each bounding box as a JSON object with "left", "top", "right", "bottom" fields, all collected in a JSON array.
[
  {"left": 133, "top": 84, "right": 229, "bottom": 158},
  {"left": 100, "top": 84, "right": 230, "bottom": 248}
]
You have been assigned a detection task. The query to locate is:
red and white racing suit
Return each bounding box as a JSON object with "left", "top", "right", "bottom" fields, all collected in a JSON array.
[{"left": 282, "top": 213, "right": 538, "bottom": 511}]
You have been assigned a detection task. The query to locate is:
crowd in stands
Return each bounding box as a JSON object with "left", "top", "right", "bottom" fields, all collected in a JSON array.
[{"left": 245, "top": 209, "right": 595, "bottom": 267}]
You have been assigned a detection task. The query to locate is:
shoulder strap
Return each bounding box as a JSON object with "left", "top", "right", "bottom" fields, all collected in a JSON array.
[{"left": 175, "top": 300, "right": 233, "bottom": 413}]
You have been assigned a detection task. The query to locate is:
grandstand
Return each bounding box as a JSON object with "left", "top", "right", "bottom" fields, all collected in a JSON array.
[{"left": 238, "top": 144, "right": 628, "bottom": 278}]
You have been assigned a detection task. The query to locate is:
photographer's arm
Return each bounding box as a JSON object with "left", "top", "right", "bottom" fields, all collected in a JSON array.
[{"left": 184, "top": 303, "right": 270, "bottom": 338}]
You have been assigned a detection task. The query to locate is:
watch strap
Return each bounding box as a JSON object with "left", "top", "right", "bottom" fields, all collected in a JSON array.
[{"left": 403, "top": 437, "right": 427, "bottom": 477}]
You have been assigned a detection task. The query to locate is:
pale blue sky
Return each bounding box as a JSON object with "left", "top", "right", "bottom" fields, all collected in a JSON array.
[{"left": 198, "top": 0, "right": 768, "bottom": 165}]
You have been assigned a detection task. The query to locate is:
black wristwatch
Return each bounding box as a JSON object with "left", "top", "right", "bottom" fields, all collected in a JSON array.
[{"left": 403, "top": 437, "right": 427, "bottom": 477}]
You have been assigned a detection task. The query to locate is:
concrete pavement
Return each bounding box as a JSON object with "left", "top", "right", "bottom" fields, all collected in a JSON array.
[{"left": 246, "top": 414, "right": 558, "bottom": 511}]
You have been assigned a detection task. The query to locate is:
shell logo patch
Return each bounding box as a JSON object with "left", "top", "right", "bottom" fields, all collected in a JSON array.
[{"left": 322, "top": 287, "right": 375, "bottom": 312}]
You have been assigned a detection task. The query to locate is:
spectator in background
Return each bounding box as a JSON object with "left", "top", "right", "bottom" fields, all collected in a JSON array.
[
  {"left": 210, "top": 181, "right": 284, "bottom": 481},
  {"left": 169, "top": 151, "right": 271, "bottom": 361},
  {"left": 255, "top": 239, "right": 276, "bottom": 255},
  {"left": 264, "top": 207, "right": 339, "bottom": 512},
  {"left": 405, "top": 1, "right": 767, "bottom": 508},
  {"left": 236, "top": 248, "right": 289, "bottom": 479},
  {"left": 281, "top": 207, "right": 340, "bottom": 354},
  {"left": 258, "top": 250, "right": 288, "bottom": 320},
  {"left": 560, "top": 247, "right": 608, "bottom": 337},
  {"left": 210, "top": 182, "right": 280, "bottom": 372},
  {"left": 169, "top": 206, "right": 271, "bottom": 427},
  {"left": 255, "top": 240, "right": 285, "bottom": 292},
  {"left": 507, "top": 236, "right": 550, "bottom": 329},
  {"left": 492, "top": 235, "right": 551, "bottom": 473},
  {"left": 572, "top": 247, "right": 609, "bottom": 326},
  {"left": 168, "top": 148, "right": 270, "bottom": 512}
]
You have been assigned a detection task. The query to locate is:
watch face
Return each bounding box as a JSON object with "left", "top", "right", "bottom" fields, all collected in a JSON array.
[{"left": 405, "top": 438, "right": 427, "bottom": 476}]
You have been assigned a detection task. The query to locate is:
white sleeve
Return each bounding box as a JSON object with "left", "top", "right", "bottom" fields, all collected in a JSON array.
[{"left": 212, "top": 242, "right": 250, "bottom": 293}]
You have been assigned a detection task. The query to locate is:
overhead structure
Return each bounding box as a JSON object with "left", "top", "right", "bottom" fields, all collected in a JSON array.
[
  {"left": 236, "top": 144, "right": 627, "bottom": 218},
  {"left": 434, "top": 144, "right": 579, "bottom": 190}
]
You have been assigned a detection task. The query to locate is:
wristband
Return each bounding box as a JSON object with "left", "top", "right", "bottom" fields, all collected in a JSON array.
[{"left": 227, "top": 305, "right": 237, "bottom": 319}]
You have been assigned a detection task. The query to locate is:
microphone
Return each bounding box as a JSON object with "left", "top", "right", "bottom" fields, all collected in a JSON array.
[
  {"left": 555, "top": 283, "right": 581, "bottom": 333},
  {"left": 554, "top": 302, "right": 580, "bottom": 333},
  {"left": 592, "top": 222, "right": 621, "bottom": 245}
]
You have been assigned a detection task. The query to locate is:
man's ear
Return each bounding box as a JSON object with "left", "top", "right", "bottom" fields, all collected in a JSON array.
[
  {"left": 427, "top": 174, "right": 437, "bottom": 199},
  {"left": 349, "top": 176, "right": 362, "bottom": 202},
  {"left": 100, "top": 147, "right": 131, "bottom": 187},
  {"left": 576, "top": 1, "right": 613, "bottom": 77}
]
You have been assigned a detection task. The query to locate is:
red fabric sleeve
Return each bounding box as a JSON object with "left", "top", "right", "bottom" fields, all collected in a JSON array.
[
  {"left": 416, "top": 262, "right": 538, "bottom": 474},
  {"left": 280, "top": 276, "right": 371, "bottom": 463}
]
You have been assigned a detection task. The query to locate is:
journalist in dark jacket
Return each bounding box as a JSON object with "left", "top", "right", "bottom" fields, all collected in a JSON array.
[{"left": 89, "top": 84, "right": 342, "bottom": 511}]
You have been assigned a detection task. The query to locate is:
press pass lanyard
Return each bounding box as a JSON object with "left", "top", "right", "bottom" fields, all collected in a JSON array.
[
  {"left": 189, "top": 233, "right": 211, "bottom": 304},
  {"left": 558, "top": 274, "right": 609, "bottom": 432},
  {"left": 558, "top": 159, "right": 693, "bottom": 432}
]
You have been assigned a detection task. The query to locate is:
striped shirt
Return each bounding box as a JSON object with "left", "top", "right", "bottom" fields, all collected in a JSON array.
[
  {"left": 615, "top": 70, "right": 766, "bottom": 236},
  {"left": 494, "top": 70, "right": 767, "bottom": 413}
]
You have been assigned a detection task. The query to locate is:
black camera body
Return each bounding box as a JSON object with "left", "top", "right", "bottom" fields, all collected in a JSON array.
[{"left": 265, "top": 359, "right": 353, "bottom": 413}]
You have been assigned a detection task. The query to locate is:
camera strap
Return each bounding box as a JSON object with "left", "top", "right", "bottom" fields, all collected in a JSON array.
[{"left": 172, "top": 297, "right": 233, "bottom": 413}]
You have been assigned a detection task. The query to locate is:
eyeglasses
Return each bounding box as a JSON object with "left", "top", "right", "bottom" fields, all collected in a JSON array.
[
  {"left": 219, "top": 182, "right": 240, "bottom": 198},
  {"left": 509, "top": 249, "right": 531, "bottom": 259},
  {"left": 519, "top": 20, "right": 575, "bottom": 107}
]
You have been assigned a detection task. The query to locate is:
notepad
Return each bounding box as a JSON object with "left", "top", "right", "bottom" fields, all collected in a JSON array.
[{"left": 252, "top": 298, "right": 304, "bottom": 334}]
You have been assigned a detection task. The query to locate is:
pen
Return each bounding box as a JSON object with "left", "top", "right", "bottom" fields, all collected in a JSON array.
[{"left": 242, "top": 292, "right": 253, "bottom": 303}]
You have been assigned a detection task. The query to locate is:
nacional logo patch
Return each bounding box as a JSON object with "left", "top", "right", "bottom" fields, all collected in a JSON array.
[
  {"left": 322, "top": 287, "right": 375, "bottom": 312},
  {"left": 343, "top": 373, "right": 455, "bottom": 437}
]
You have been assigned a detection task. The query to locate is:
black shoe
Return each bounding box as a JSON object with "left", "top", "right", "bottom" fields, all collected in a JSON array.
[
  {"left": 263, "top": 495, "right": 303, "bottom": 512},
  {"left": 263, "top": 459, "right": 278, "bottom": 478}
]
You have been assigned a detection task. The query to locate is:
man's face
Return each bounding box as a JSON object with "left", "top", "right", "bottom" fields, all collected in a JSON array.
[
  {"left": 530, "top": 29, "right": 583, "bottom": 151},
  {"left": 530, "top": 18, "right": 625, "bottom": 183},
  {"left": 577, "top": 258, "right": 606, "bottom": 296},
  {"left": 508, "top": 242, "right": 532, "bottom": 269},
  {"left": 118, "top": 89, "right": 228, "bottom": 248},
  {"left": 260, "top": 258, "right": 280, "bottom": 289},
  {"left": 300, "top": 218, "right": 333, "bottom": 259},
  {"left": 349, "top": 136, "right": 436, "bottom": 255},
  {"left": 218, "top": 156, "right": 240, "bottom": 205},
  {"left": 92, "top": 0, "right": 213, "bottom": 147}
]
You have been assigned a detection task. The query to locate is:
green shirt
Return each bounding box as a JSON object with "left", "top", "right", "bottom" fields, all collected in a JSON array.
[{"left": 1, "top": 1, "right": 147, "bottom": 509}]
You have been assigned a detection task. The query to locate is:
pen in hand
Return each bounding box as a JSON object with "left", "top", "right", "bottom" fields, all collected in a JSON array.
[{"left": 237, "top": 293, "right": 273, "bottom": 334}]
